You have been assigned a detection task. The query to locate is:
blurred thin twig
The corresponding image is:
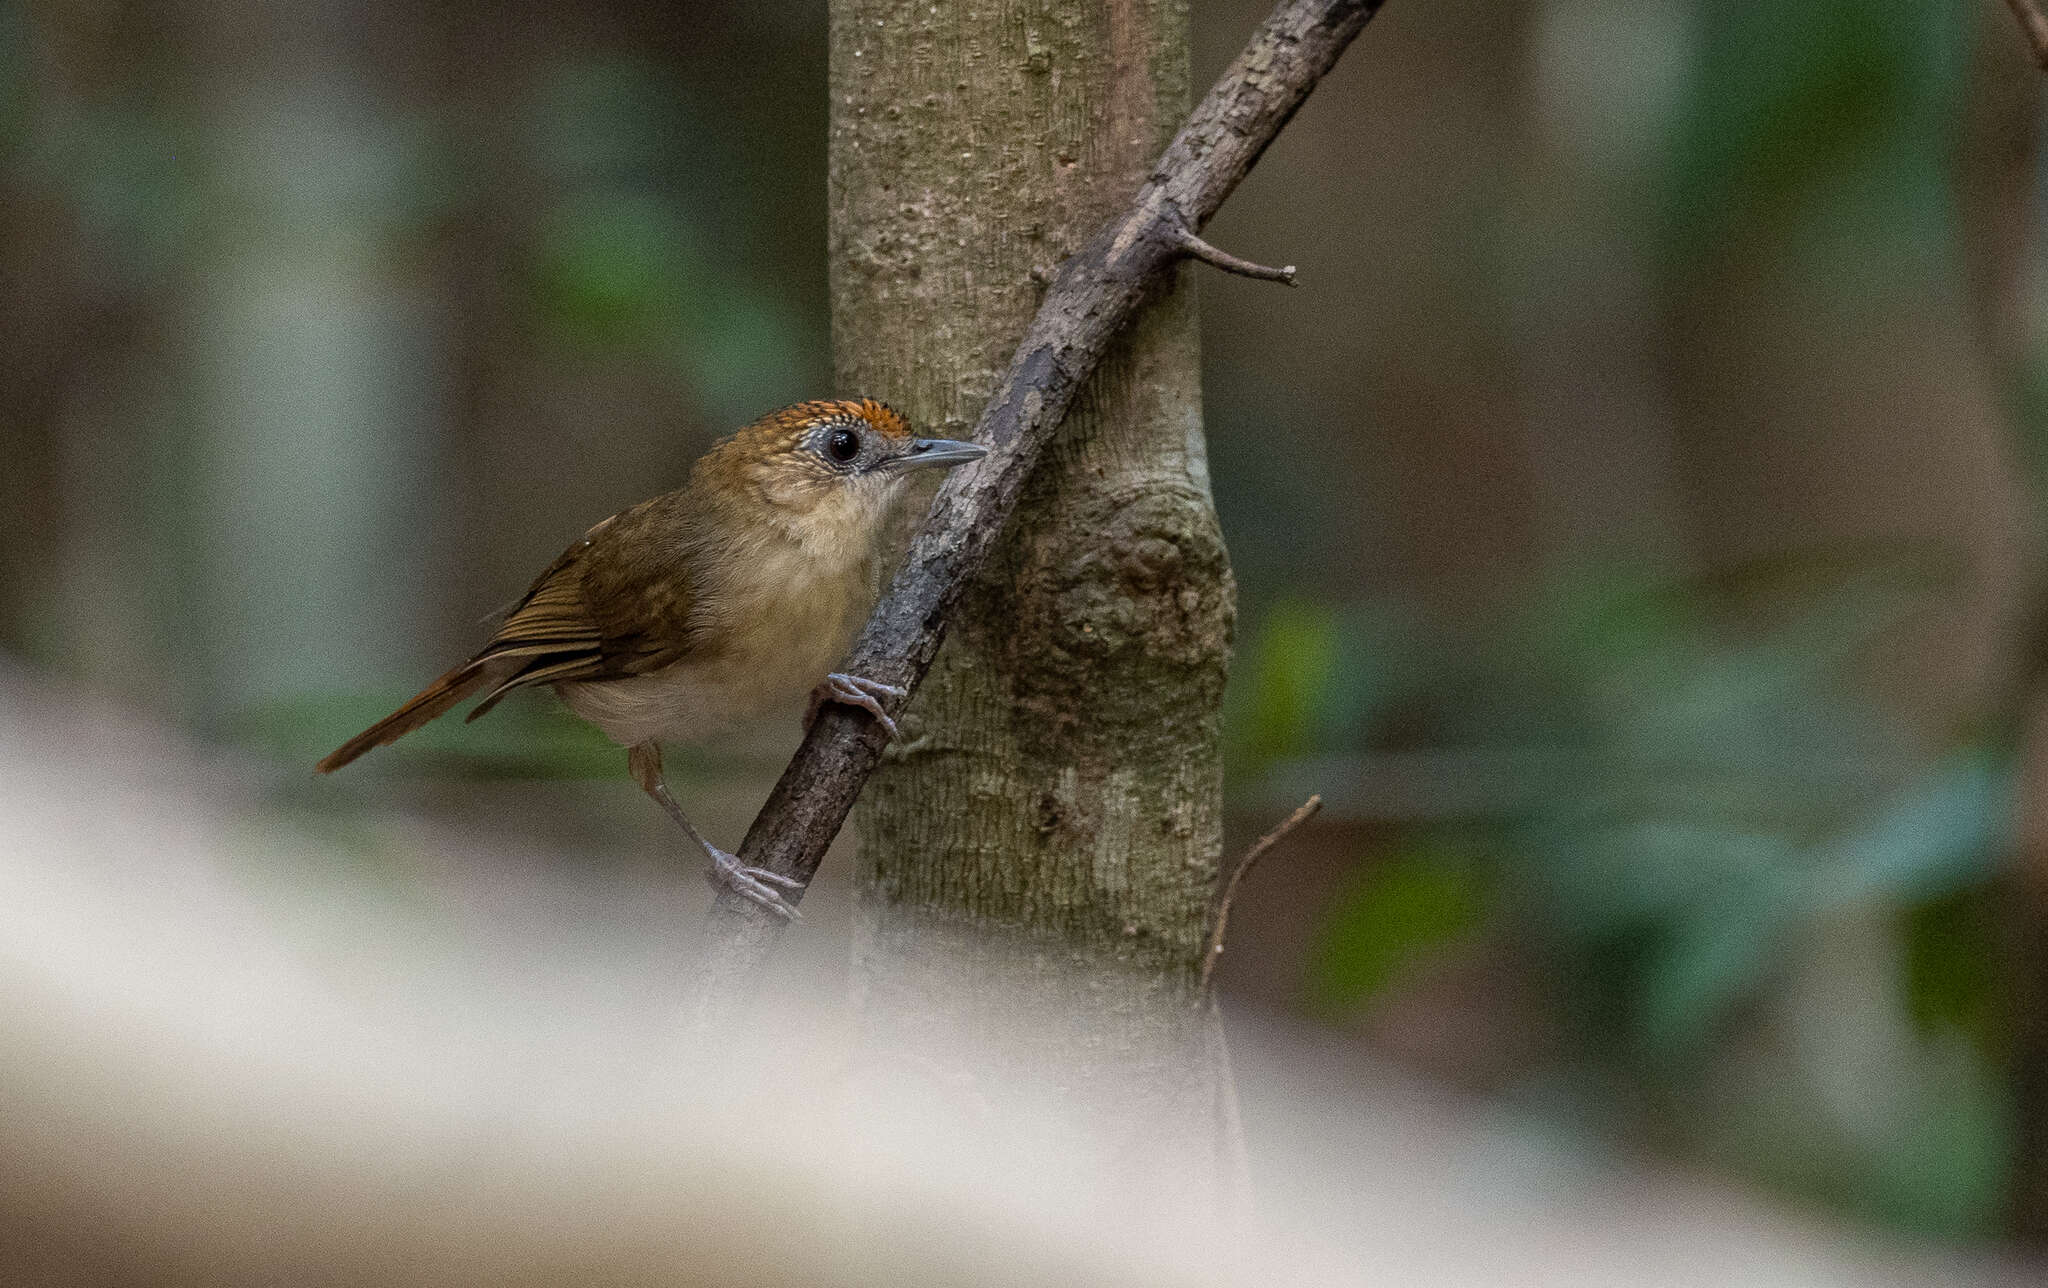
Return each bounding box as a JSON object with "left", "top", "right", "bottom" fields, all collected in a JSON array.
[{"left": 1199, "top": 795, "right": 1323, "bottom": 999}]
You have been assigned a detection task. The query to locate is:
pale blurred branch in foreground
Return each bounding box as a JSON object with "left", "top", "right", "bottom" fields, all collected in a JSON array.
[{"left": 1, "top": 664, "right": 2033, "bottom": 1286}]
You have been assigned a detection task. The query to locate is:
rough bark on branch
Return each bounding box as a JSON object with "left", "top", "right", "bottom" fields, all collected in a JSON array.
[{"left": 689, "top": 0, "right": 1387, "bottom": 1028}]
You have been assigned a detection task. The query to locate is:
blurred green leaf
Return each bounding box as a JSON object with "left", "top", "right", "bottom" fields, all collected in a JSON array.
[
  {"left": 1522, "top": 563, "right": 1702, "bottom": 677},
  {"left": 1660, "top": 0, "right": 1963, "bottom": 268},
  {"left": 1526, "top": 818, "right": 1790, "bottom": 943},
  {"left": 1707, "top": 1027, "right": 2010, "bottom": 1238},
  {"left": 1633, "top": 874, "right": 1794, "bottom": 1059},
  {"left": 1810, "top": 750, "right": 2006, "bottom": 910},
  {"left": 2008, "top": 334, "right": 2048, "bottom": 484},
  {"left": 671, "top": 290, "right": 807, "bottom": 421},
  {"left": 528, "top": 58, "right": 688, "bottom": 189},
  {"left": 1232, "top": 598, "right": 1342, "bottom": 770},
  {"left": 1855, "top": 1038, "right": 2010, "bottom": 1237},
  {"left": 1373, "top": 550, "right": 2017, "bottom": 1232},
  {"left": 0, "top": 5, "right": 26, "bottom": 157},
  {"left": 518, "top": 56, "right": 819, "bottom": 421},
  {"left": 1903, "top": 888, "right": 2009, "bottom": 1056},
  {"left": 24, "top": 105, "right": 199, "bottom": 285},
  {"left": 530, "top": 191, "right": 702, "bottom": 343},
  {"left": 1309, "top": 839, "right": 1486, "bottom": 1015}
]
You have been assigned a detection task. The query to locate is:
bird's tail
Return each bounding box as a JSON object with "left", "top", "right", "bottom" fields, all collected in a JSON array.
[{"left": 316, "top": 660, "right": 497, "bottom": 773}]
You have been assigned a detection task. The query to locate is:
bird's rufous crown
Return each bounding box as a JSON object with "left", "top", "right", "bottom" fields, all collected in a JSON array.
[{"left": 753, "top": 398, "right": 912, "bottom": 445}]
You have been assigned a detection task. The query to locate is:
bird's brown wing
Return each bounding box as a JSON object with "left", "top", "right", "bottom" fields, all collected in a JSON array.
[
  {"left": 461, "top": 499, "right": 697, "bottom": 721},
  {"left": 317, "top": 497, "right": 701, "bottom": 773}
]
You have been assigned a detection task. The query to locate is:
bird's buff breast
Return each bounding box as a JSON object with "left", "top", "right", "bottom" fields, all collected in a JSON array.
[{"left": 554, "top": 542, "right": 876, "bottom": 748}]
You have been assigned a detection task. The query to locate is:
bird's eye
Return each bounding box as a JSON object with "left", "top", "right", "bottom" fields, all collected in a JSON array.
[{"left": 825, "top": 427, "right": 861, "bottom": 464}]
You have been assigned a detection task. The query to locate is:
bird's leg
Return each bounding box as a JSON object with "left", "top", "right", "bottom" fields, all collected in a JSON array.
[
  {"left": 805, "top": 672, "right": 908, "bottom": 740},
  {"left": 627, "top": 741, "right": 803, "bottom": 919}
]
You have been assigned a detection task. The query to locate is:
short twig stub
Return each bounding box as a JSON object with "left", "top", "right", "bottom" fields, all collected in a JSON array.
[{"left": 1173, "top": 224, "right": 1298, "bottom": 285}]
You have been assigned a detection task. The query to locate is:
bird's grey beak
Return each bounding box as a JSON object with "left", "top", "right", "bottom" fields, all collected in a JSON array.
[{"left": 884, "top": 437, "right": 989, "bottom": 472}]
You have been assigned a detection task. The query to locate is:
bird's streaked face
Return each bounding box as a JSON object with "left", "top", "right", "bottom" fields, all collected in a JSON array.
[
  {"left": 718, "top": 399, "right": 987, "bottom": 526},
  {"left": 803, "top": 412, "right": 990, "bottom": 479}
]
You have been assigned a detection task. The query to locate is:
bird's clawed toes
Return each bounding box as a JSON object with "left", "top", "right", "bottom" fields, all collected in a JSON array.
[
  {"left": 805, "top": 671, "right": 907, "bottom": 740},
  {"left": 705, "top": 846, "right": 804, "bottom": 919}
]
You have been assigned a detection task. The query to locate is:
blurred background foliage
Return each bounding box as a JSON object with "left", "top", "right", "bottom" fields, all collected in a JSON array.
[{"left": 6, "top": 0, "right": 2048, "bottom": 1250}]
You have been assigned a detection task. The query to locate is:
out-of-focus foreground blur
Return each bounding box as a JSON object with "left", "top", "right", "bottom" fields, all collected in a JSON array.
[
  {"left": 1, "top": 664, "right": 2035, "bottom": 1285},
  {"left": 7, "top": 0, "right": 2048, "bottom": 1278}
]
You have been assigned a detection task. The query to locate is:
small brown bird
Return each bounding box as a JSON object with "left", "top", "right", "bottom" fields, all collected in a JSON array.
[{"left": 317, "top": 399, "right": 986, "bottom": 917}]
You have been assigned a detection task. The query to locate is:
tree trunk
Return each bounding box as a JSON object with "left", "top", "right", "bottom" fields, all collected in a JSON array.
[{"left": 827, "top": 0, "right": 1235, "bottom": 1153}]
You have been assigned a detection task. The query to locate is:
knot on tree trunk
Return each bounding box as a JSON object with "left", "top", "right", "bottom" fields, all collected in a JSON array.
[{"left": 980, "top": 483, "right": 1234, "bottom": 763}]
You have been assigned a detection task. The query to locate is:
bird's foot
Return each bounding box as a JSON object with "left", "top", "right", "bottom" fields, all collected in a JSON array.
[
  {"left": 805, "top": 672, "right": 906, "bottom": 740},
  {"left": 705, "top": 845, "right": 805, "bottom": 920}
]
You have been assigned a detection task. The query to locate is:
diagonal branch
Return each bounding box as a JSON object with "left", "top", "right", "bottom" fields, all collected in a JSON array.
[{"left": 688, "top": 0, "right": 1388, "bottom": 1031}]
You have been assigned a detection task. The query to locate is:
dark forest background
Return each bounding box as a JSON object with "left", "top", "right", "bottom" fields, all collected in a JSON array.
[{"left": 5, "top": 0, "right": 2046, "bottom": 1244}]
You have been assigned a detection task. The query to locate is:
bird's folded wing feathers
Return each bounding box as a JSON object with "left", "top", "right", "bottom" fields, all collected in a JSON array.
[{"left": 463, "top": 505, "right": 692, "bottom": 720}]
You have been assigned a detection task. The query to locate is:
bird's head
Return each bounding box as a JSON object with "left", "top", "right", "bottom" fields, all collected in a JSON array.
[{"left": 696, "top": 399, "right": 988, "bottom": 545}]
